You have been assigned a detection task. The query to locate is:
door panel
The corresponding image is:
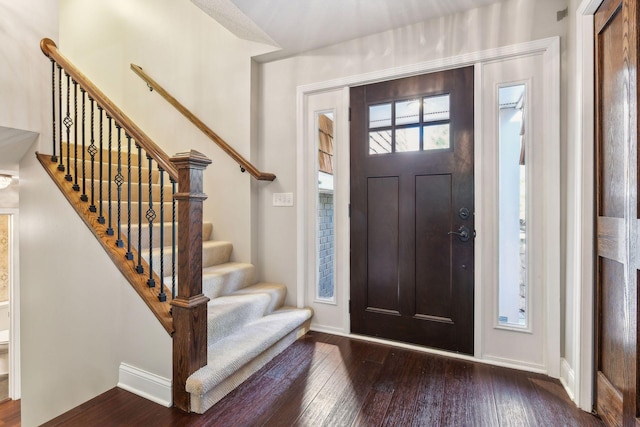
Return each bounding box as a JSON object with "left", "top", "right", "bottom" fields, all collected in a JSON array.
[
  {"left": 350, "top": 67, "right": 474, "bottom": 354},
  {"left": 594, "top": 0, "right": 639, "bottom": 425},
  {"left": 415, "top": 174, "right": 453, "bottom": 320},
  {"left": 366, "top": 176, "right": 400, "bottom": 313}
]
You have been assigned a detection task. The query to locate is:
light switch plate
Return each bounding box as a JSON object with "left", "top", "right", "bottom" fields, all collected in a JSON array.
[{"left": 273, "top": 192, "right": 294, "bottom": 207}]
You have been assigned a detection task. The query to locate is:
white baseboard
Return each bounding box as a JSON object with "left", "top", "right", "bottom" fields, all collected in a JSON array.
[
  {"left": 117, "top": 363, "right": 172, "bottom": 407},
  {"left": 560, "top": 358, "right": 576, "bottom": 402}
]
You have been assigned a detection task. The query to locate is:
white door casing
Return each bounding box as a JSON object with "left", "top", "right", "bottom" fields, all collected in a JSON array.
[
  {"left": 0, "top": 208, "right": 20, "bottom": 400},
  {"left": 299, "top": 88, "right": 350, "bottom": 334},
  {"left": 296, "top": 37, "right": 560, "bottom": 377},
  {"left": 478, "top": 52, "right": 559, "bottom": 374}
]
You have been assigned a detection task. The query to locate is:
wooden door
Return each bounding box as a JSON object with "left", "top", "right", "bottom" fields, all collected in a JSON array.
[
  {"left": 594, "top": 1, "right": 640, "bottom": 426},
  {"left": 350, "top": 67, "right": 474, "bottom": 354}
]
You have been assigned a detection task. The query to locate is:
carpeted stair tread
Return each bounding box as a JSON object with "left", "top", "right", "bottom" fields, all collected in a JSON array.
[
  {"left": 98, "top": 180, "right": 167, "bottom": 202},
  {"left": 201, "top": 262, "right": 255, "bottom": 299},
  {"left": 230, "top": 282, "right": 287, "bottom": 316},
  {"left": 130, "top": 222, "right": 213, "bottom": 250},
  {"left": 63, "top": 142, "right": 142, "bottom": 165},
  {"left": 207, "top": 293, "right": 274, "bottom": 344},
  {"left": 185, "top": 306, "right": 313, "bottom": 397},
  {"left": 202, "top": 240, "right": 233, "bottom": 267},
  {"left": 143, "top": 240, "right": 232, "bottom": 278},
  {"left": 75, "top": 160, "right": 160, "bottom": 184}
]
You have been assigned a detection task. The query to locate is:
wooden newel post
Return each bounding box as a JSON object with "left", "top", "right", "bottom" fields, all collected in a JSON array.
[{"left": 170, "top": 150, "right": 212, "bottom": 412}]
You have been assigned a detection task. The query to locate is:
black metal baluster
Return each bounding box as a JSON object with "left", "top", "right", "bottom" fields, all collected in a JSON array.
[
  {"left": 135, "top": 144, "right": 144, "bottom": 274},
  {"left": 50, "top": 59, "right": 57, "bottom": 162},
  {"left": 97, "top": 106, "right": 105, "bottom": 224},
  {"left": 106, "top": 115, "right": 114, "bottom": 236},
  {"left": 80, "top": 88, "right": 88, "bottom": 201},
  {"left": 115, "top": 125, "right": 124, "bottom": 247},
  {"left": 58, "top": 65, "right": 64, "bottom": 171},
  {"left": 64, "top": 72, "right": 72, "bottom": 179},
  {"left": 72, "top": 80, "right": 79, "bottom": 191},
  {"left": 88, "top": 98, "right": 97, "bottom": 213},
  {"left": 146, "top": 155, "right": 156, "bottom": 288},
  {"left": 171, "top": 178, "right": 176, "bottom": 300},
  {"left": 125, "top": 135, "right": 133, "bottom": 260},
  {"left": 158, "top": 168, "right": 166, "bottom": 302}
]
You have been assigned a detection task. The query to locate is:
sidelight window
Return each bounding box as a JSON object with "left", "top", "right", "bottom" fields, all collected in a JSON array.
[
  {"left": 368, "top": 94, "right": 450, "bottom": 155},
  {"left": 316, "top": 112, "right": 336, "bottom": 302},
  {"left": 497, "top": 84, "right": 527, "bottom": 328}
]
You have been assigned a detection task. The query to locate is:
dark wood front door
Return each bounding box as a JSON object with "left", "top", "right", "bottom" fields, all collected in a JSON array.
[
  {"left": 594, "top": 0, "right": 640, "bottom": 426},
  {"left": 350, "top": 67, "right": 474, "bottom": 354}
]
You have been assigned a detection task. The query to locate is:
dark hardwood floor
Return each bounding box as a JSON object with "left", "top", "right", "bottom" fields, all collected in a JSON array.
[{"left": 6, "top": 332, "right": 603, "bottom": 426}]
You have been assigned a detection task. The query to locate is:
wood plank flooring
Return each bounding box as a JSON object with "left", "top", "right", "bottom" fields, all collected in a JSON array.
[
  {"left": 0, "top": 400, "right": 19, "bottom": 427},
  {"left": 6, "top": 332, "right": 603, "bottom": 426}
]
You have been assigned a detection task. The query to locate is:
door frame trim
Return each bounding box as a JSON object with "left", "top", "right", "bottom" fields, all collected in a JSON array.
[
  {"left": 0, "top": 208, "right": 20, "bottom": 400},
  {"left": 571, "top": 0, "right": 602, "bottom": 412},
  {"left": 296, "top": 36, "right": 560, "bottom": 375}
]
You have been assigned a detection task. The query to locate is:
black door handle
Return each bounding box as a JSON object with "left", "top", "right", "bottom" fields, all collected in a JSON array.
[{"left": 448, "top": 225, "right": 471, "bottom": 242}]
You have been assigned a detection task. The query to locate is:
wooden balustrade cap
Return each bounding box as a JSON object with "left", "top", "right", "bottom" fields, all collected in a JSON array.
[{"left": 170, "top": 150, "right": 212, "bottom": 168}]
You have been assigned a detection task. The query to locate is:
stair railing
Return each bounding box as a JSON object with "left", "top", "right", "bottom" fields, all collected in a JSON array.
[
  {"left": 130, "top": 64, "right": 276, "bottom": 181},
  {"left": 40, "top": 38, "right": 208, "bottom": 412}
]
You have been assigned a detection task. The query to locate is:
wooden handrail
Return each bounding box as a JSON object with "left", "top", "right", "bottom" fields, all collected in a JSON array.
[
  {"left": 130, "top": 64, "right": 276, "bottom": 182},
  {"left": 40, "top": 39, "right": 178, "bottom": 181}
]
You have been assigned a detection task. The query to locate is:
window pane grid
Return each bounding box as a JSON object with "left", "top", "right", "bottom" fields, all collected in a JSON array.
[{"left": 368, "top": 94, "right": 451, "bottom": 155}]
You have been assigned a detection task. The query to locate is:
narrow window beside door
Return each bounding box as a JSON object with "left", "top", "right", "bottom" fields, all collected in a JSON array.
[
  {"left": 497, "top": 84, "right": 527, "bottom": 328},
  {"left": 317, "top": 112, "right": 335, "bottom": 302}
]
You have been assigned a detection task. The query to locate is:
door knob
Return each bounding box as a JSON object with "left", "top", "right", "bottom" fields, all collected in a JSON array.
[{"left": 448, "top": 225, "right": 471, "bottom": 242}]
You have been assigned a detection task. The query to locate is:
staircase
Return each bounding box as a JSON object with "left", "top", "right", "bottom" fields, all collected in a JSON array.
[
  {"left": 44, "top": 141, "right": 313, "bottom": 413},
  {"left": 39, "top": 38, "right": 312, "bottom": 415}
]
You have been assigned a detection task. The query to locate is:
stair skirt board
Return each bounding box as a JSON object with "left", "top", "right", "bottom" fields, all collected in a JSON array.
[
  {"left": 117, "top": 363, "right": 172, "bottom": 408},
  {"left": 189, "top": 320, "right": 311, "bottom": 414}
]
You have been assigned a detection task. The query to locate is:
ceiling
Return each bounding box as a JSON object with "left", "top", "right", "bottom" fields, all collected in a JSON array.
[
  {"left": 192, "top": 0, "right": 505, "bottom": 61},
  {"left": 0, "top": 126, "right": 37, "bottom": 174}
]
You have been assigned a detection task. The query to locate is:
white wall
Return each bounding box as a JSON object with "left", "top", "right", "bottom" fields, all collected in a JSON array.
[
  {"left": 257, "top": 0, "right": 569, "bottom": 308},
  {"left": 19, "top": 149, "right": 172, "bottom": 426},
  {"left": 60, "top": 0, "right": 275, "bottom": 263},
  {"left": 0, "top": 1, "right": 56, "bottom": 141},
  {"left": 4, "top": 2, "right": 174, "bottom": 425}
]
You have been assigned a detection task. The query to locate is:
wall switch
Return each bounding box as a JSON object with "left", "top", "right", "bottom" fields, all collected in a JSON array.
[{"left": 273, "top": 192, "right": 294, "bottom": 207}]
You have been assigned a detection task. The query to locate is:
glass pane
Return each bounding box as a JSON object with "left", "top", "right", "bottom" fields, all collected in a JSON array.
[
  {"left": 317, "top": 191, "right": 335, "bottom": 300},
  {"left": 369, "top": 103, "right": 392, "bottom": 128},
  {"left": 423, "top": 124, "right": 450, "bottom": 150},
  {"left": 396, "top": 127, "right": 420, "bottom": 152},
  {"left": 369, "top": 130, "right": 392, "bottom": 154},
  {"left": 423, "top": 94, "right": 450, "bottom": 122},
  {"left": 497, "top": 84, "right": 526, "bottom": 328},
  {"left": 316, "top": 112, "right": 335, "bottom": 302},
  {"left": 395, "top": 99, "right": 420, "bottom": 126}
]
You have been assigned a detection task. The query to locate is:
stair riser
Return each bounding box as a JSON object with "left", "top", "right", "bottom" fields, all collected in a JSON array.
[
  {"left": 207, "top": 295, "right": 272, "bottom": 344},
  {"left": 96, "top": 181, "right": 168, "bottom": 203},
  {"left": 72, "top": 162, "right": 160, "bottom": 185},
  {"left": 63, "top": 143, "right": 142, "bottom": 165},
  {"left": 202, "top": 264, "right": 256, "bottom": 299},
  {"left": 207, "top": 284, "right": 289, "bottom": 343},
  {"left": 105, "top": 201, "right": 172, "bottom": 224},
  {"left": 142, "top": 242, "right": 234, "bottom": 279}
]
